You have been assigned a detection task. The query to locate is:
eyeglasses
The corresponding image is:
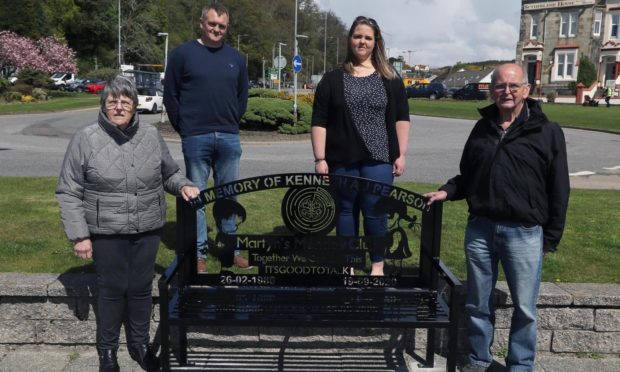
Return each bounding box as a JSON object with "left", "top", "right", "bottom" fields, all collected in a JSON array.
[
  {"left": 105, "top": 99, "right": 134, "bottom": 111},
  {"left": 206, "top": 21, "right": 228, "bottom": 31},
  {"left": 492, "top": 83, "right": 528, "bottom": 93}
]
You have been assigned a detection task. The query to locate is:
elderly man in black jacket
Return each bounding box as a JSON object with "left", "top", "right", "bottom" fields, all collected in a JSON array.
[{"left": 425, "top": 63, "right": 570, "bottom": 372}]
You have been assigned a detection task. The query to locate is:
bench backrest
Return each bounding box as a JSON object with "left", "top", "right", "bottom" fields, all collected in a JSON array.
[{"left": 175, "top": 173, "right": 443, "bottom": 290}]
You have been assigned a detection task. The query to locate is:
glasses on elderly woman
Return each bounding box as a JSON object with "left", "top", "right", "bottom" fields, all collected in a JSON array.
[{"left": 105, "top": 98, "right": 134, "bottom": 111}]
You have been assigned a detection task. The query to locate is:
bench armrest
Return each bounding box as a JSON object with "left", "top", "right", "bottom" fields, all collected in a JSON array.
[
  {"left": 433, "top": 257, "right": 463, "bottom": 289},
  {"left": 158, "top": 256, "right": 179, "bottom": 289}
]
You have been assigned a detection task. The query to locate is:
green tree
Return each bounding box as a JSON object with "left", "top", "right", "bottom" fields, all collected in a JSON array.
[
  {"left": 576, "top": 53, "right": 598, "bottom": 88},
  {"left": 120, "top": 0, "right": 169, "bottom": 66},
  {"left": 65, "top": 0, "right": 117, "bottom": 71},
  {"left": 0, "top": 0, "right": 47, "bottom": 38}
]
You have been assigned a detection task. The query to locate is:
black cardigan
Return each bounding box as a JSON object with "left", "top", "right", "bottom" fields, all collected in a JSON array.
[{"left": 311, "top": 68, "right": 410, "bottom": 167}]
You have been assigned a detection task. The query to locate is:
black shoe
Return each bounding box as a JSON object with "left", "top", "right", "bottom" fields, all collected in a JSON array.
[
  {"left": 128, "top": 343, "right": 161, "bottom": 371},
  {"left": 97, "top": 348, "right": 120, "bottom": 372}
]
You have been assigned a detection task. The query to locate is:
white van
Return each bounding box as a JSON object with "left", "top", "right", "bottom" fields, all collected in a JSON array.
[{"left": 51, "top": 72, "right": 77, "bottom": 90}]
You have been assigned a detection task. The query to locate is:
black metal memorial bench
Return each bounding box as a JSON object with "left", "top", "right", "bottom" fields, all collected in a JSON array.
[{"left": 158, "top": 173, "right": 462, "bottom": 371}]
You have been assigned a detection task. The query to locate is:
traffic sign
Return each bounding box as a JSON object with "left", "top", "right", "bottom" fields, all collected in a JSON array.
[
  {"left": 292, "top": 55, "right": 302, "bottom": 73},
  {"left": 270, "top": 68, "right": 278, "bottom": 80},
  {"left": 273, "top": 56, "right": 286, "bottom": 70}
]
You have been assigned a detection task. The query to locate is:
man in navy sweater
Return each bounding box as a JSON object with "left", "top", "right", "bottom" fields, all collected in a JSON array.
[{"left": 163, "top": 2, "right": 249, "bottom": 273}]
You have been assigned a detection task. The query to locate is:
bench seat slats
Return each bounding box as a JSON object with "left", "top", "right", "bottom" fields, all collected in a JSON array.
[{"left": 166, "top": 287, "right": 450, "bottom": 327}]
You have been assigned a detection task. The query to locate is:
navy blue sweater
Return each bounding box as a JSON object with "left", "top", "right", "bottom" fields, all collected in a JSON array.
[{"left": 163, "top": 40, "right": 248, "bottom": 137}]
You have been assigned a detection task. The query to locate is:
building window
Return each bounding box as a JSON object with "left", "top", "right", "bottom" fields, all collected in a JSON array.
[
  {"left": 555, "top": 51, "right": 576, "bottom": 80},
  {"left": 530, "top": 13, "right": 539, "bottom": 39},
  {"left": 560, "top": 12, "right": 578, "bottom": 37},
  {"left": 611, "top": 14, "right": 619, "bottom": 39},
  {"left": 593, "top": 11, "right": 602, "bottom": 36}
]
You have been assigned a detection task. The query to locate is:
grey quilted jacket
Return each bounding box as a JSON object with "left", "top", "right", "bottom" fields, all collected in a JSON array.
[{"left": 56, "top": 110, "right": 194, "bottom": 241}]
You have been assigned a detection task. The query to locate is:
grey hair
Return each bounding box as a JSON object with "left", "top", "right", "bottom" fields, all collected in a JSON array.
[
  {"left": 201, "top": 2, "right": 229, "bottom": 20},
  {"left": 490, "top": 63, "right": 529, "bottom": 88},
  {"left": 100, "top": 75, "right": 138, "bottom": 110}
]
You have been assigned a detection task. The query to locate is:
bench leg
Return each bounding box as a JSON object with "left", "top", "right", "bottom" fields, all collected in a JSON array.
[
  {"left": 446, "top": 325, "right": 457, "bottom": 372},
  {"left": 446, "top": 311, "right": 458, "bottom": 371},
  {"left": 178, "top": 325, "right": 188, "bottom": 365},
  {"left": 423, "top": 328, "right": 436, "bottom": 368},
  {"left": 160, "top": 324, "right": 170, "bottom": 372}
]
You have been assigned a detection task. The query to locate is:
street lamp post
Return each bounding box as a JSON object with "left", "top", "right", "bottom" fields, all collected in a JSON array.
[
  {"left": 323, "top": 11, "right": 327, "bottom": 74},
  {"left": 157, "top": 32, "right": 169, "bottom": 71},
  {"left": 277, "top": 42, "right": 286, "bottom": 92},
  {"left": 336, "top": 37, "right": 339, "bottom": 64},
  {"left": 293, "top": 0, "right": 309, "bottom": 120},
  {"left": 118, "top": 0, "right": 121, "bottom": 70},
  {"left": 237, "top": 34, "right": 248, "bottom": 68},
  {"left": 294, "top": 34, "right": 308, "bottom": 117},
  {"left": 262, "top": 57, "right": 266, "bottom": 88},
  {"left": 327, "top": 36, "right": 339, "bottom": 67}
]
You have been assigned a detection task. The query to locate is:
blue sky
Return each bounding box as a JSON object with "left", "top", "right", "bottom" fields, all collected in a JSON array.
[{"left": 315, "top": 0, "right": 522, "bottom": 67}]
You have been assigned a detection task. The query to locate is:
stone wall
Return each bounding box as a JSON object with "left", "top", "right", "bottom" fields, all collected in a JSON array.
[{"left": 0, "top": 273, "right": 618, "bottom": 356}]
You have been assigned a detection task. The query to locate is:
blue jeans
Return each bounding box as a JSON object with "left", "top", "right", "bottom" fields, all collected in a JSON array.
[
  {"left": 333, "top": 161, "right": 393, "bottom": 262},
  {"left": 182, "top": 132, "right": 241, "bottom": 259},
  {"left": 464, "top": 215, "right": 543, "bottom": 371}
]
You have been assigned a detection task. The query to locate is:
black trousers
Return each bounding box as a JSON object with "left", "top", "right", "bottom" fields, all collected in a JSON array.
[{"left": 92, "top": 230, "right": 160, "bottom": 349}]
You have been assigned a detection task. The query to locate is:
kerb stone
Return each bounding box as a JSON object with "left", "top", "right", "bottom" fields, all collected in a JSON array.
[
  {"left": 595, "top": 309, "right": 620, "bottom": 332},
  {"left": 552, "top": 330, "right": 620, "bottom": 353},
  {"left": 557, "top": 283, "right": 620, "bottom": 307},
  {"left": 0, "top": 273, "right": 58, "bottom": 296}
]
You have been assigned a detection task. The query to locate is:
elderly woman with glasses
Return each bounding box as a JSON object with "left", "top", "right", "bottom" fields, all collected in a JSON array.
[
  {"left": 311, "top": 16, "right": 411, "bottom": 276},
  {"left": 56, "top": 75, "right": 199, "bottom": 372}
]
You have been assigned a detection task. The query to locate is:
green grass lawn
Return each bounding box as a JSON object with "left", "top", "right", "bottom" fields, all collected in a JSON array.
[
  {"left": 409, "top": 99, "right": 620, "bottom": 134},
  {"left": 0, "top": 94, "right": 99, "bottom": 114},
  {"left": 1, "top": 177, "right": 618, "bottom": 283}
]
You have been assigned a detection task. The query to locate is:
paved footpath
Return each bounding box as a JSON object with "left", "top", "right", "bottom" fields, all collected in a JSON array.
[{"left": 1, "top": 345, "right": 619, "bottom": 371}]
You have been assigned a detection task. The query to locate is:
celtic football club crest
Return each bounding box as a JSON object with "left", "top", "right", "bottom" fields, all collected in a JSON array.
[{"left": 281, "top": 186, "right": 337, "bottom": 235}]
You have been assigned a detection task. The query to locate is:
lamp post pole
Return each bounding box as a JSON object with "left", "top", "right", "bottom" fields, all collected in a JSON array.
[
  {"left": 118, "top": 0, "right": 121, "bottom": 70},
  {"left": 336, "top": 37, "right": 339, "bottom": 64},
  {"left": 293, "top": 0, "right": 310, "bottom": 119},
  {"left": 262, "top": 57, "right": 266, "bottom": 88},
  {"left": 294, "top": 0, "right": 298, "bottom": 115},
  {"left": 278, "top": 42, "right": 286, "bottom": 92},
  {"left": 323, "top": 11, "right": 327, "bottom": 74},
  {"left": 157, "top": 32, "right": 168, "bottom": 71},
  {"left": 237, "top": 34, "right": 248, "bottom": 68}
]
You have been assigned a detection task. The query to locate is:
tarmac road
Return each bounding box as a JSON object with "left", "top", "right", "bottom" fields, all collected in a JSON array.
[{"left": 0, "top": 109, "right": 618, "bottom": 189}]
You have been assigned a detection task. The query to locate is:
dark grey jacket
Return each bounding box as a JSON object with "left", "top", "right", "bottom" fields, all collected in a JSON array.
[{"left": 56, "top": 110, "right": 194, "bottom": 241}]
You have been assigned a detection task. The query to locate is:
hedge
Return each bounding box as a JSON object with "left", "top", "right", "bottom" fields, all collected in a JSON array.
[{"left": 241, "top": 97, "right": 311, "bottom": 134}]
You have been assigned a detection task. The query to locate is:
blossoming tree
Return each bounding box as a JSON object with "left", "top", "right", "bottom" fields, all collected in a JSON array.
[{"left": 0, "top": 31, "right": 77, "bottom": 78}]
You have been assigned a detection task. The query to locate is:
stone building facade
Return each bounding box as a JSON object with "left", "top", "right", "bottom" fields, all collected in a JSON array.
[{"left": 517, "top": 0, "right": 620, "bottom": 95}]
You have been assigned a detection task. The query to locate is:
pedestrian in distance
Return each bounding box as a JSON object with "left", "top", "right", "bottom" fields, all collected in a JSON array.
[
  {"left": 605, "top": 86, "right": 613, "bottom": 107},
  {"left": 424, "top": 63, "right": 570, "bottom": 372},
  {"left": 163, "top": 2, "right": 250, "bottom": 273},
  {"left": 311, "top": 15, "right": 411, "bottom": 276},
  {"left": 56, "top": 75, "right": 200, "bottom": 372}
]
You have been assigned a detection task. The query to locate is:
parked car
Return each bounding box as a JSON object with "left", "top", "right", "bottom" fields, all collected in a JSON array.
[
  {"left": 50, "top": 72, "right": 77, "bottom": 90},
  {"left": 248, "top": 80, "right": 262, "bottom": 89},
  {"left": 84, "top": 80, "right": 106, "bottom": 94},
  {"left": 446, "top": 87, "right": 460, "bottom": 98},
  {"left": 137, "top": 87, "right": 163, "bottom": 114},
  {"left": 451, "top": 83, "right": 490, "bottom": 100},
  {"left": 406, "top": 83, "right": 447, "bottom": 100},
  {"left": 65, "top": 78, "right": 86, "bottom": 92}
]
